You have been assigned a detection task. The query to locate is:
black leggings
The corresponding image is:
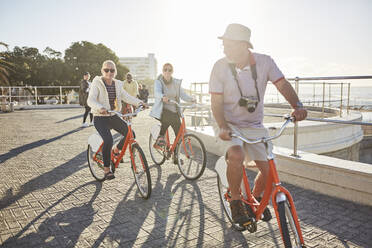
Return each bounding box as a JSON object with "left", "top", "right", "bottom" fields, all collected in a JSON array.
[
  {"left": 159, "top": 109, "right": 181, "bottom": 137},
  {"left": 94, "top": 115, "right": 128, "bottom": 167},
  {"left": 83, "top": 106, "right": 93, "bottom": 123}
]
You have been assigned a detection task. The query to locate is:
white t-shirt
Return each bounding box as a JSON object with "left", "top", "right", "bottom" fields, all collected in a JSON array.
[{"left": 209, "top": 52, "right": 284, "bottom": 128}]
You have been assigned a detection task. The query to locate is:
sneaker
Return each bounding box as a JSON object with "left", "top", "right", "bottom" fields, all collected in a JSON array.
[
  {"left": 89, "top": 122, "right": 94, "bottom": 126},
  {"left": 230, "top": 200, "right": 252, "bottom": 225},
  {"left": 256, "top": 196, "right": 272, "bottom": 222},
  {"left": 81, "top": 122, "right": 89, "bottom": 128}
]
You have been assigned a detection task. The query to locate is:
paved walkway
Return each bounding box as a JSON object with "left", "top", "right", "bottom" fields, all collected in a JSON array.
[{"left": 0, "top": 108, "right": 371, "bottom": 248}]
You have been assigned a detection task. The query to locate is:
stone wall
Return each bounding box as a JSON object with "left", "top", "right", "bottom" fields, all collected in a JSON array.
[{"left": 322, "top": 142, "right": 360, "bottom": 161}]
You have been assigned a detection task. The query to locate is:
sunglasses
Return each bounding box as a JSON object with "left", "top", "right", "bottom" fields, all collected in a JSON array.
[
  {"left": 163, "top": 68, "right": 173, "bottom": 72},
  {"left": 103, "top": 68, "right": 115, "bottom": 73}
]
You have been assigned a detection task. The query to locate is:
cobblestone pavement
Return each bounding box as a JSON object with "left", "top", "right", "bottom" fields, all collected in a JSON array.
[{"left": 1, "top": 108, "right": 372, "bottom": 248}]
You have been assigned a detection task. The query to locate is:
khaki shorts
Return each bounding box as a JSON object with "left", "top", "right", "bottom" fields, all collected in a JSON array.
[{"left": 213, "top": 124, "right": 273, "bottom": 162}]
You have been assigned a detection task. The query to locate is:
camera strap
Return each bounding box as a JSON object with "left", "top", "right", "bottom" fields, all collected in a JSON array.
[{"left": 228, "top": 63, "right": 261, "bottom": 102}]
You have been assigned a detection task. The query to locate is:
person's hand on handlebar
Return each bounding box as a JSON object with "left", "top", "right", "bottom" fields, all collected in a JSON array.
[
  {"left": 99, "top": 108, "right": 108, "bottom": 115},
  {"left": 291, "top": 108, "right": 307, "bottom": 121},
  {"left": 139, "top": 102, "right": 149, "bottom": 109},
  {"left": 162, "top": 96, "right": 169, "bottom": 103},
  {"left": 219, "top": 126, "right": 232, "bottom": 141}
]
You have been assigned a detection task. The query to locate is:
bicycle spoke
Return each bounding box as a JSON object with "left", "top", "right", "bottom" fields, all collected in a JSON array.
[
  {"left": 131, "top": 144, "right": 152, "bottom": 199},
  {"left": 87, "top": 145, "right": 106, "bottom": 181},
  {"left": 176, "top": 134, "right": 206, "bottom": 180}
]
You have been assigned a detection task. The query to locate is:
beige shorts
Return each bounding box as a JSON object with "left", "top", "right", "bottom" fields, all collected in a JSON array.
[{"left": 213, "top": 124, "right": 273, "bottom": 162}]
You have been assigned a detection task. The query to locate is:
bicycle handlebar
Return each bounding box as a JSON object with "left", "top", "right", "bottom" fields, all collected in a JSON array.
[
  {"left": 231, "top": 115, "right": 295, "bottom": 144},
  {"left": 108, "top": 105, "right": 144, "bottom": 118},
  {"left": 168, "top": 99, "right": 206, "bottom": 110}
]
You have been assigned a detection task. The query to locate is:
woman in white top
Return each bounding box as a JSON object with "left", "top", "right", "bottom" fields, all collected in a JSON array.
[{"left": 87, "top": 60, "right": 145, "bottom": 180}]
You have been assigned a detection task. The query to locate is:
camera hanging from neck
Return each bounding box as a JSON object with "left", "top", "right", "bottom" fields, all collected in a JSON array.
[{"left": 228, "top": 63, "right": 260, "bottom": 103}]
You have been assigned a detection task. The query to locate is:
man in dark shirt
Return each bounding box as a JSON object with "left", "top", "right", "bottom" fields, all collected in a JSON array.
[{"left": 79, "top": 72, "right": 93, "bottom": 127}]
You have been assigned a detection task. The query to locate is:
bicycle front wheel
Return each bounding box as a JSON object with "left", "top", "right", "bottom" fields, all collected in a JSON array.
[
  {"left": 149, "top": 134, "right": 166, "bottom": 165},
  {"left": 176, "top": 133, "right": 206, "bottom": 180},
  {"left": 217, "top": 176, "right": 246, "bottom": 231},
  {"left": 87, "top": 145, "right": 105, "bottom": 182},
  {"left": 277, "top": 201, "right": 302, "bottom": 248},
  {"left": 131, "top": 144, "right": 152, "bottom": 199}
]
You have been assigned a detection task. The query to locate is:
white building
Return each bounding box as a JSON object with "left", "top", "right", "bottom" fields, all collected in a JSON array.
[{"left": 119, "top": 53, "right": 157, "bottom": 81}]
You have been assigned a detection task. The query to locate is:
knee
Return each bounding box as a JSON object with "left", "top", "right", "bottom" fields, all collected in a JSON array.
[
  {"left": 226, "top": 147, "right": 244, "bottom": 166},
  {"left": 103, "top": 137, "right": 113, "bottom": 147}
]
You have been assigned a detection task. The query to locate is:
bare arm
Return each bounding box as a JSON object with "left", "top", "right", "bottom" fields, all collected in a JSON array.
[
  {"left": 274, "top": 78, "right": 299, "bottom": 107},
  {"left": 211, "top": 94, "right": 231, "bottom": 140},
  {"left": 275, "top": 78, "right": 307, "bottom": 121}
]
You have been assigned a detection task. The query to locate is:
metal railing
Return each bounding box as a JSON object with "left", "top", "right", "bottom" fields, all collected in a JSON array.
[
  {"left": 189, "top": 75, "right": 372, "bottom": 157},
  {"left": 288, "top": 75, "right": 372, "bottom": 157},
  {"left": 0, "top": 86, "right": 80, "bottom": 106}
]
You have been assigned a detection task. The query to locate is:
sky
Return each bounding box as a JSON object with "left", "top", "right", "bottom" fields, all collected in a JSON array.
[{"left": 1, "top": 0, "right": 372, "bottom": 87}]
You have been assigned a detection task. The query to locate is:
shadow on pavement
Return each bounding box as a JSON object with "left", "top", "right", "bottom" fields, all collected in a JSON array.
[
  {"left": 0, "top": 149, "right": 86, "bottom": 210},
  {"left": 0, "top": 128, "right": 82, "bottom": 164},
  {"left": 55, "top": 114, "right": 83, "bottom": 124},
  {"left": 91, "top": 163, "right": 185, "bottom": 247},
  {"left": 3, "top": 181, "right": 102, "bottom": 247}
]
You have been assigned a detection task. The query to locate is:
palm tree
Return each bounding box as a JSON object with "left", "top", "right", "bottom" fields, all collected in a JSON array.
[{"left": 0, "top": 42, "right": 13, "bottom": 86}]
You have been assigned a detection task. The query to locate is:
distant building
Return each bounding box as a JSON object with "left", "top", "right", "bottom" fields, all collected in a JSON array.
[{"left": 119, "top": 53, "right": 157, "bottom": 80}]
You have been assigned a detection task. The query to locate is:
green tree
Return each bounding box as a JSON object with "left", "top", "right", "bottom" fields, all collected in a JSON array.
[
  {"left": 0, "top": 42, "right": 14, "bottom": 86},
  {"left": 64, "top": 41, "right": 128, "bottom": 85}
]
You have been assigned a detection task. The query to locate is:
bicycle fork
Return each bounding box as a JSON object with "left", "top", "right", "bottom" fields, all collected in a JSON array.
[{"left": 269, "top": 159, "right": 305, "bottom": 246}]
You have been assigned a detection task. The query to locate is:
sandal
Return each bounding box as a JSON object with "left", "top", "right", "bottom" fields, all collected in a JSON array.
[
  {"left": 155, "top": 136, "right": 166, "bottom": 147},
  {"left": 104, "top": 171, "right": 115, "bottom": 180}
]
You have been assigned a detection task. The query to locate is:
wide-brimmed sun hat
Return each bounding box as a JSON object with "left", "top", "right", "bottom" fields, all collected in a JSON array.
[{"left": 218, "top": 23, "right": 253, "bottom": 49}]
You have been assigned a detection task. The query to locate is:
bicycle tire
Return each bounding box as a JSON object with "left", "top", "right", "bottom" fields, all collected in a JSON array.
[
  {"left": 217, "top": 176, "right": 245, "bottom": 231},
  {"left": 277, "top": 201, "right": 302, "bottom": 248},
  {"left": 149, "top": 134, "right": 166, "bottom": 165},
  {"left": 176, "top": 133, "right": 206, "bottom": 180},
  {"left": 87, "top": 145, "right": 106, "bottom": 182},
  {"left": 131, "top": 144, "right": 152, "bottom": 199}
]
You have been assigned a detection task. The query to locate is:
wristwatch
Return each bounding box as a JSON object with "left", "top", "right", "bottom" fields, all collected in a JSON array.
[{"left": 294, "top": 101, "right": 304, "bottom": 109}]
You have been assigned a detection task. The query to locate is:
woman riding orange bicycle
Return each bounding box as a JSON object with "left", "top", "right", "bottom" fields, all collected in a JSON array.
[
  {"left": 149, "top": 63, "right": 196, "bottom": 147},
  {"left": 87, "top": 60, "right": 146, "bottom": 181}
]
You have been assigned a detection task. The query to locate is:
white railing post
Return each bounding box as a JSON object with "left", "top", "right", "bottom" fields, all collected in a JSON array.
[
  {"left": 347, "top": 83, "right": 350, "bottom": 114},
  {"left": 292, "top": 77, "right": 299, "bottom": 157},
  {"left": 34, "top": 86, "right": 38, "bottom": 105},
  {"left": 322, "top": 82, "right": 325, "bottom": 117},
  {"left": 340, "top": 83, "right": 343, "bottom": 117},
  {"left": 9, "top": 87, "right": 12, "bottom": 103},
  {"left": 60, "top": 86, "right": 63, "bottom": 104},
  {"left": 329, "top": 84, "right": 331, "bottom": 107}
]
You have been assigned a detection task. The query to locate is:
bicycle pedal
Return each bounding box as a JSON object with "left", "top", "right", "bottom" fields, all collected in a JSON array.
[
  {"left": 243, "top": 218, "right": 257, "bottom": 233},
  {"left": 242, "top": 220, "right": 253, "bottom": 227}
]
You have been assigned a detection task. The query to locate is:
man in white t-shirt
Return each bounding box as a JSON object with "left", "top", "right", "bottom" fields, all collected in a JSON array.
[{"left": 209, "top": 23, "right": 307, "bottom": 225}]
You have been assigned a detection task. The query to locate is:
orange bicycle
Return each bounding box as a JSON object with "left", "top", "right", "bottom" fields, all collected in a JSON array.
[
  {"left": 149, "top": 100, "right": 207, "bottom": 180},
  {"left": 87, "top": 106, "right": 152, "bottom": 199},
  {"left": 216, "top": 115, "right": 306, "bottom": 247}
]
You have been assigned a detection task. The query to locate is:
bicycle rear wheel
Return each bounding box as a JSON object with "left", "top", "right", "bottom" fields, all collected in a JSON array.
[
  {"left": 176, "top": 133, "right": 206, "bottom": 180},
  {"left": 277, "top": 201, "right": 302, "bottom": 248},
  {"left": 87, "top": 145, "right": 105, "bottom": 182},
  {"left": 217, "top": 176, "right": 245, "bottom": 231},
  {"left": 131, "top": 144, "right": 152, "bottom": 199},
  {"left": 149, "top": 134, "right": 166, "bottom": 165}
]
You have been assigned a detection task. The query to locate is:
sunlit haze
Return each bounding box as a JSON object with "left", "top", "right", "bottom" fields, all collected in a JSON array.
[{"left": 1, "top": 0, "right": 372, "bottom": 87}]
